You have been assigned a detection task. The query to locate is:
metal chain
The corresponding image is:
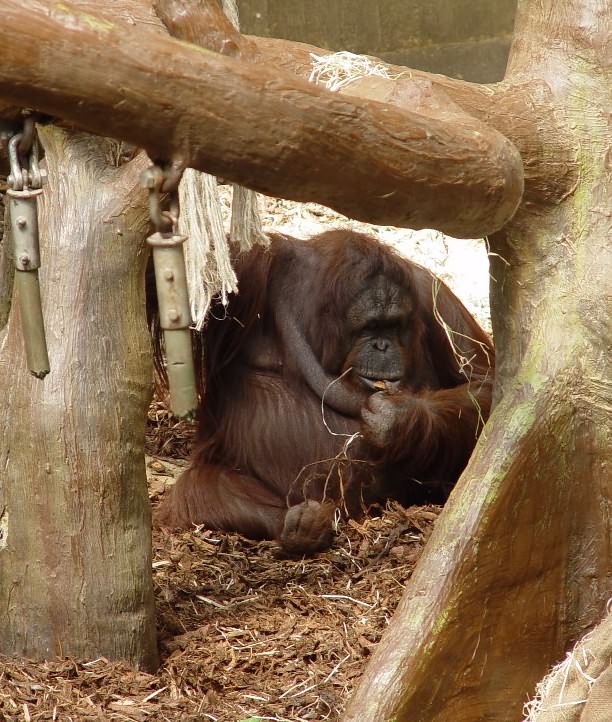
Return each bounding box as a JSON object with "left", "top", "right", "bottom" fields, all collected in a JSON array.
[
  {"left": 141, "top": 161, "right": 184, "bottom": 235},
  {"left": 7, "top": 116, "right": 44, "bottom": 192}
]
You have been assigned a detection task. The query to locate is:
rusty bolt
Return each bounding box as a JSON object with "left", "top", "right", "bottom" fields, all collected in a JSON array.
[
  {"left": 163, "top": 269, "right": 174, "bottom": 282},
  {"left": 16, "top": 216, "right": 27, "bottom": 229},
  {"left": 19, "top": 255, "right": 30, "bottom": 267}
]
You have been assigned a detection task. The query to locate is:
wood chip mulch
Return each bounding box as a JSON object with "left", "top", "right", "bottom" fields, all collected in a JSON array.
[
  {"left": 0, "top": 418, "right": 439, "bottom": 721},
  {"left": 0, "top": 157, "right": 484, "bottom": 722}
]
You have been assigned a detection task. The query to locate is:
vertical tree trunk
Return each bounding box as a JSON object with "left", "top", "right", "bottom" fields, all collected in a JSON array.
[
  {"left": 0, "top": 127, "right": 158, "bottom": 670},
  {"left": 343, "top": 1, "right": 611, "bottom": 720}
]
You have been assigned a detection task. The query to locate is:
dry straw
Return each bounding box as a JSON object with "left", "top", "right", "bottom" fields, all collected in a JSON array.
[{"left": 309, "top": 50, "right": 399, "bottom": 91}]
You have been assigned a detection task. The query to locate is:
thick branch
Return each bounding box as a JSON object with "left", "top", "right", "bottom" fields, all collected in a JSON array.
[
  {"left": 154, "top": 0, "right": 575, "bottom": 206},
  {"left": 344, "top": 366, "right": 611, "bottom": 720},
  {"left": 0, "top": 0, "right": 523, "bottom": 238}
]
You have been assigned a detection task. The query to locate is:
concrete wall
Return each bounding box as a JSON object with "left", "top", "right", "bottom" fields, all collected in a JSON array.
[{"left": 237, "top": 0, "right": 518, "bottom": 83}]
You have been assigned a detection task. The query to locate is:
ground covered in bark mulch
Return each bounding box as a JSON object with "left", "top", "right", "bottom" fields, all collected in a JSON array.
[
  {"left": 0, "top": 406, "right": 440, "bottom": 722},
  {"left": 0, "top": 190, "right": 483, "bottom": 721}
]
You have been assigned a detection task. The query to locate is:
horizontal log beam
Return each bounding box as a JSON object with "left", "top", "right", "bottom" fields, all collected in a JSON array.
[
  {"left": 0, "top": 0, "right": 523, "bottom": 237},
  {"left": 155, "top": 0, "right": 575, "bottom": 207}
]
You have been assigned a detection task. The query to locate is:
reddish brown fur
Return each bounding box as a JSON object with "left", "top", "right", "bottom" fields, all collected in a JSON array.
[{"left": 155, "top": 230, "right": 494, "bottom": 553}]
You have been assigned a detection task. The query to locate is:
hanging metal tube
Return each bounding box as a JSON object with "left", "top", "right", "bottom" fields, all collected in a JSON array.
[
  {"left": 7, "top": 185, "right": 49, "bottom": 379},
  {"left": 6, "top": 124, "right": 50, "bottom": 379},
  {"left": 147, "top": 231, "right": 197, "bottom": 420}
]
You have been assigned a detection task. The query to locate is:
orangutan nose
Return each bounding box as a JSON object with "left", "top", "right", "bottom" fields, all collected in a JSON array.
[{"left": 372, "top": 338, "right": 390, "bottom": 352}]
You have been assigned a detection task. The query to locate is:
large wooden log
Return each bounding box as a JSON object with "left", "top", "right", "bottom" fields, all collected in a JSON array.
[
  {"left": 155, "top": 0, "right": 577, "bottom": 207},
  {"left": 0, "top": 0, "right": 523, "bottom": 238}
]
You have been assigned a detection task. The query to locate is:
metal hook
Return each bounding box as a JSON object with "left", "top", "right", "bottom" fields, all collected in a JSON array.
[
  {"left": 7, "top": 129, "right": 43, "bottom": 191},
  {"left": 7, "top": 133, "right": 25, "bottom": 191}
]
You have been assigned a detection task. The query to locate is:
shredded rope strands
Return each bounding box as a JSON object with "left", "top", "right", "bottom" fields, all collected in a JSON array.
[
  {"left": 178, "top": 0, "right": 268, "bottom": 331},
  {"left": 522, "top": 606, "right": 612, "bottom": 722},
  {"left": 309, "top": 50, "right": 401, "bottom": 91},
  {"left": 524, "top": 651, "right": 594, "bottom": 719},
  {"left": 221, "top": 0, "right": 269, "bottom": 256},
  {"left": 229, "top": 184, "right": 270, "bottom": 253},
  {"left": 179, "top": 168, "right": 237, "bottom": 330}
]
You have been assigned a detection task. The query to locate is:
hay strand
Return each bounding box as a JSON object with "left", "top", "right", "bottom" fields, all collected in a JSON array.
[{"left": 309, "top": 51, "right": 400, "bottom": 92}]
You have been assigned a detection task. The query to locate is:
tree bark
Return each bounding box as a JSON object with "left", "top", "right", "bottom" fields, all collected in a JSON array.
[
  {"left": 343, "top": 1, "right": 612, "bottom": 719},
  {"left": 0, "top": 127, "right": 158, "bottom": 670},
  {"left": 0, "top": 0, "right": 523, "bottom": 238}
]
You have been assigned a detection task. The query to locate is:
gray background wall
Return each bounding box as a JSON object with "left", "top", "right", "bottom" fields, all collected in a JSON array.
[{"left": 237, "top": 0, "right": 518, "bottom": 83}]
